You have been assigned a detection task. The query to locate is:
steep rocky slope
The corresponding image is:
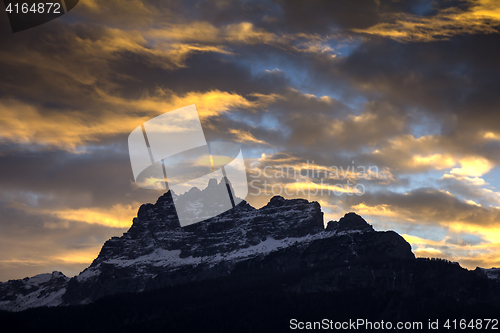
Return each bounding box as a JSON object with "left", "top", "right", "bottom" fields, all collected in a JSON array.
[
  {"left": 0, "top": 190, "right": 413, "bottom": 311},
  {"left": 1, "top": 189, "right": 497, "bottom": 317}
]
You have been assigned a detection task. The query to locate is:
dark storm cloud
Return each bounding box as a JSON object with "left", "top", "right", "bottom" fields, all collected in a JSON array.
[
  {"left": 277, "top": 0, "right": 390, "bottom": 32},
  {"left": 184, "top": 0, "right": 462, "bottom": 34},
  {"left": 285, "top": 32, "right": 500, "bottom": 172},
  {"left": 342, "top": 36, "right": 499, "bottom": 110},
  {"left": 323, "top": 34, "right": 500, "bottom": 133},
  {"left": 0, "top": 143, "right": 136, "bottom": 208}
]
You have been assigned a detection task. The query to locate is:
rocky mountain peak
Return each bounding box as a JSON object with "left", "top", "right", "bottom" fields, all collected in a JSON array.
[
  {"left": 1, "top": 193, "right": 416, "bottom": 312},
  {"left": 207, "top": 177, "right": 219, "bottom": 188},
  {"left": 326, "top": 212, "right": 374, "bottom": 232},
  {"left": 267, "top": 195, "right": 287, "bottom": 206},
  {"left": 0, "top": 271, "right": 69, "bottom": 311},
  {"left": 133, "top": 190, "right": 180, "bottom": 230}
]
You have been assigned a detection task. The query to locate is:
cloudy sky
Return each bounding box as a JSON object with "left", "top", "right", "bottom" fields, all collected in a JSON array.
[{"left": 1, "top": 0, "right": 500, "bottom": 281}]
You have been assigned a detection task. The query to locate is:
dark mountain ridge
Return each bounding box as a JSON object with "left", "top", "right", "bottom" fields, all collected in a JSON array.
[{"left": 1, "top": 191, "right": 500, "bottom": 332}]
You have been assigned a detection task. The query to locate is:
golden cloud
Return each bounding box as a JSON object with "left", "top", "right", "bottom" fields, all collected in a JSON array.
[
  {"left": 371, "top": 134, "right": 497, "bottom": 177},
  {"left": 403, "top": 233, "right": 500, "bottom": 269},
  {"left": 0, "top": 98, "right": 151, "bottom": 151},
  {"left": 77, "top": 0, "right": 160, "bottom": 28},
  {"left": 97, "top": 88, "right": 281, "bottom": 118},
  {"left": 354, "top": 0, "right": 500, "bottom": 42},
  {"left": 450, "top": 157, "right": 493, "bottom": 177},
  {"left": 145, "top": 21, "right": 282, "bottom": 46},
  {"left": 50, "top": 203, "right": 138, "bottom": 228},
  {"left": 352, "top": 197, "right": 500, "bottom": 269},
  {"left": 0, "top": 89, "right": 279, "bottom": 151},
  {"left": 229, "top": 128, "right": 267, "bottom": 144},
  {"left": 351, "top": 202, "right": 415, "bottom": 221},
  {"left": 53, "top": 247, "right": 103, "bottom": 264}
]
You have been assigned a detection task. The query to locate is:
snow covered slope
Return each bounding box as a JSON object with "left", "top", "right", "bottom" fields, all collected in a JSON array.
[{"left": 0, "top": 271, "right": 69, "bottom": 311}]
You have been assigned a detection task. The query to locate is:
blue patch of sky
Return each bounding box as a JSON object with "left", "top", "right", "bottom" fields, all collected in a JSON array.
[
  {"left": 242, "top": 43, "right": 365, "bottom": 111},
  {"left": 410, "top": 119, "right": 442, "bottom": 138},
  {"left": 225, "top": 111, "right": 283, "bottom": 133},
  {"left": 364, "top": 182, "right": 408, "bottom": 195},
  {"left": 242, "top": 146, "right": 279, "bottom": 160},
  {"left": 482, "top": 167, "right": 500, "bottom": 192},
  {"left": 340, "top": 95, "right": 367, "bottom": 113},
  {"left": 445, "top": 232, "right": 484, "bottom": 246},
  {"left": 73, "top": 142, "right": 128, "bottom": 156},
  {"left": 328, "top": 37, "right": 362, "bottom": 58},
  {"left": 407, "top": 106, "right": 443, "bottom": 138},
  {"left": 410, "top": 0, "right": 435, "bottom": 16},
  {"left": 404, "top": 170, "right": 447, "bottom": 190},
  {"left": 361, "top": 171, "right": 447, "bottom": 198},
  {"left": 247, "top": 56, "right": 312, "bottom": 93},
  {"left": 363, "top": 214, "right": 450, "bottom": 242},
  {"left": 325, "top": 151, "right": 359, "bottom": 164}
]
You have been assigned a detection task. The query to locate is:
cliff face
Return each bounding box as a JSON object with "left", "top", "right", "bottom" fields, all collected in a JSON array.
[{"left": 63, "top": 192, "right": 331, "bottom": 304}]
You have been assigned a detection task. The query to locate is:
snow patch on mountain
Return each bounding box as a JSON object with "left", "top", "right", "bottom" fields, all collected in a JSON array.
[
  {"left": 0, "top": 272, "right": 69, "bottom": 312},
  {"left": 103, "top": 231, "right": 340, "bottom": 269},
  {"left": 480, "top": 267, "right": 500, "bottom": 280}
]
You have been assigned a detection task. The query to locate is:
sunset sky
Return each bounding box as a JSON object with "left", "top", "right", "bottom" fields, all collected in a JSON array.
[{"left": 1, "top": 0, "right": 500, "bottom": 281}]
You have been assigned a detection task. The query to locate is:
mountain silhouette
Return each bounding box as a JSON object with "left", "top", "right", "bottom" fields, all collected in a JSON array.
[{"left": 1, "top": 189, "right": 500, "bottom": 332}]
